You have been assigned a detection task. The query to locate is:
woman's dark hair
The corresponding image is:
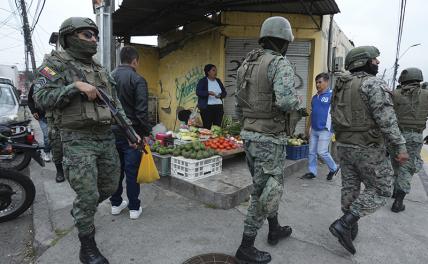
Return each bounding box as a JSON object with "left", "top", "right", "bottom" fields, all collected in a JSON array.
[
  {"left": 120, "top": 46, "right": 139, "bottom": 64},
  {"left": 204, "top": 64, "right": 216, "bottom": 76}
]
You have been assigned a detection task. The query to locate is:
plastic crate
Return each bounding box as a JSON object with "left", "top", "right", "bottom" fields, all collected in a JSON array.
[
  {"left": 171, "top": 155, "right": 222, "bottom": 182},
  {"left": 152, "top": 153, "right": 171, "bottom": 177},
  {"left": 286, "top": 144, "right": 309, "bottom": 160}
]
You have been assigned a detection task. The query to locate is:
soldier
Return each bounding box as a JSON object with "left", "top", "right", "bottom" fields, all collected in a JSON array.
[
  {"left": 33, "top": 17, "right": 134, "bottom": 264},
  {"left": 330, "top": 46, "right": 409, "bottom": 254},
  {"left": 390, "top": 68, "right": 428, "bottom": 213},
  {"left": 234, "top": 16, "right": 303, "bottom": 263}
]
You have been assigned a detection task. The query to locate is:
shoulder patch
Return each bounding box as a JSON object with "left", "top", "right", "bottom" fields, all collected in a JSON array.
[
  {"left": 38, "top": 66, "right": 58, "bottom": 81},
  {"left": 33, "top": 76, "right": 48, "bottom": 92}
]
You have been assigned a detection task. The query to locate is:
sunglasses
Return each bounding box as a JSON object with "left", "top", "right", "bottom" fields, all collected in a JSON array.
[{"left": 77, "top": 30, "right": 99, "bottom": 41}]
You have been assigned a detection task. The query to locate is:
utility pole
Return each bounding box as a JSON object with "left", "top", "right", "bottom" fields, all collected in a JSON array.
[
  {"left": 94, "top": 0, "right": 115, "bottom": 72},
  {"left": 17, "top": 0, "right": 37, "bottom": 73}
]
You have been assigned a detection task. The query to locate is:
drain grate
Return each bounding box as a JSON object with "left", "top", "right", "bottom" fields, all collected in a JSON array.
[{"left": 182, "top": 253, "right": 238, "bottom": 264}]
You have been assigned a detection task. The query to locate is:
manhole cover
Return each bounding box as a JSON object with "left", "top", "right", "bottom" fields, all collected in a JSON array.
[{"left": 182, "top": 253, "right": 238, "bottom": 264}]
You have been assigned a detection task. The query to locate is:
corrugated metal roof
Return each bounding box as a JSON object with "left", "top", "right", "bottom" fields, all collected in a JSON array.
[{"left": 113, "top": 0, "right": 340, "bottom": 37}]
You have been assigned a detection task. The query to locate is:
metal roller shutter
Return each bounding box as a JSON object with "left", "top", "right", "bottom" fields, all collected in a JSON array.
[{"left": 224, "top": 38, "right": 311, "bottom": 135}]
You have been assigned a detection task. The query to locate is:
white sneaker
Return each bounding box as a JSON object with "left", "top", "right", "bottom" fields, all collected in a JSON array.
[
  {"left": 45, "top": 152, "right": 51, "bottom": 162},
  {"left": 42, "top": 152, "right": 51, "bottom": 162},
  {"left": 111, "top": 200, "right": 128, "bottom": 215},
  {"left": 129, "top": 207, "right": 142, "bottom": 220}
]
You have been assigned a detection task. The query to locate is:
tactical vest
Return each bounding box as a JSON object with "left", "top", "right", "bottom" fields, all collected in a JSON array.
[
  {"left": 393, "top": 84, "right": 428, "bottom": 132},
  {"left": 236, "top": 49, "right": 287, "bottom": 134},
  {"left": 331, "top": 72, "right": 384, "bottom": 146},
  {"left": 49, "top": 51, "right": 112, "bottom": 129}
]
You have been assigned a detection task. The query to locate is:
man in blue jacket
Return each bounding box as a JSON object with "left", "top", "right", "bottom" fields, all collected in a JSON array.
[{"left": 302, "top": 73, "right": 339, "bottom": 180}]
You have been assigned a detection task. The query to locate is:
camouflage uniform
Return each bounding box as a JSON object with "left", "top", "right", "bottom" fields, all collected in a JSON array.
[
  {"left": 237, "top": 49, "right": 301, "bottom": 237},
  {"left": 390, "top": 131, "right": 423, "bottom": 194},
  {"left": 33, "top": 50, "right": 126, "bottom": 235},
  {"left": 390, "top": 80, "right": 428, "bottom": 194},
  {"left": 335, "top": 76, "right": 406, "bottom": 217}
]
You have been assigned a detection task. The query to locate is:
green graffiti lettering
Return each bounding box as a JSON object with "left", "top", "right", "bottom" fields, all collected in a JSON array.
[{"left": 175, "top": 66, "right": 204, "bottom": 106}]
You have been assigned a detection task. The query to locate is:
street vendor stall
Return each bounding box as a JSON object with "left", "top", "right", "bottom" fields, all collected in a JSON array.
[{"left": 149, "top": 116, "right": 245, "bottom": 181}]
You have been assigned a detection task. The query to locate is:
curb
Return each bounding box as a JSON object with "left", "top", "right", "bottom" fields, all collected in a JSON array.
[{"left": 31, "top": 165, "right": 56, "bottom": 257}]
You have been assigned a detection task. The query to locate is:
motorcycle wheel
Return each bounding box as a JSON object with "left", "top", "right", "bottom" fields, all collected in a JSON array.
[
  {"left": 0, "top": 151, "right": 32, "bottom": 171},
  {"left": 0, "top": 168, "right": 35, "bottom": 223}
]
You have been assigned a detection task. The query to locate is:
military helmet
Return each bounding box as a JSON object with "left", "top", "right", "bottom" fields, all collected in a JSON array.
[
  {"left": 59, "top": 17, "right": 98, "bottom": 48},
  {"left": 259, "top": 16, "right": 294, "bottom": 43},
  {"left": 398, "top": 67, "right": 423, "bottom": 83},
  {"left": 345, "top": 46, "right": 380, "bottom": 71}
]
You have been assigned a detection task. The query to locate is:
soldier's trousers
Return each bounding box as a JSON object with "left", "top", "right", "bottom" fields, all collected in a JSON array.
[
  {"left": 243, "top": 140, "right": 286, "bottom": 237},
  {"left": 48, "top": 126, "right": 63, "bottom": 164},
  {"left": 338, "top": 145, "right": 393, "bottom": 217},
  {"left": 62, "top": 138, "right": 120, "bottom": 235},
  {"left": 391, "top": 141, "right": 423, "bottom": 194}
]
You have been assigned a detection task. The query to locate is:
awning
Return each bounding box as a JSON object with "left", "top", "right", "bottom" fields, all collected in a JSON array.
[{"left": 113, "top": 0, "right": 340, "bottom": 37}]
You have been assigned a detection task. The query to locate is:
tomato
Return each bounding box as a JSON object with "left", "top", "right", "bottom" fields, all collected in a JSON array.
[{"left": 226, "top": 146, "right": 231, "bottom": 150}]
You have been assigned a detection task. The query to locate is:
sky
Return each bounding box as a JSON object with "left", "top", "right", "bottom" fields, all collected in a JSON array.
[{"left": 0, "top": 0, "right": 426, "bottom": 87}]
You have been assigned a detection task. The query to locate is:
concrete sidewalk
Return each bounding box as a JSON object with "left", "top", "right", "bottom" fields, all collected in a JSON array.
[{"left": 30, "top": 158, "right": 428, "bottom": 264}]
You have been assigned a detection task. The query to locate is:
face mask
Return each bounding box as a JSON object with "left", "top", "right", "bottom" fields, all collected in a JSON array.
[
  {"left": 368, "top": 63, "right": 379, "bottom": 75},
  {"left": 65, "top": 35, "right": 97, "bottom": 63}
]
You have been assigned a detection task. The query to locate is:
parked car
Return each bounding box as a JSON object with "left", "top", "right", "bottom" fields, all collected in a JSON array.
[{"left": 0, "top": 83, "right": 31, "bottom": 125}]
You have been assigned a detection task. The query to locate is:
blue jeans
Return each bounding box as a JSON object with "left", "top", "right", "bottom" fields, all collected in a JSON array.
[
  {"left": 110, "top": 137, "right": 142, "bottom": 210},
  {"left": 38, "top": 116, "right": 51, "bottom": 153},
  {"left": 308, "top": 129, "right": 338, "bottom": 176}
]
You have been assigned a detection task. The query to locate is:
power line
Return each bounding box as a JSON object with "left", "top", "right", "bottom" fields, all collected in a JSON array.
[
  {"left": 30, "top": 0, "right": 45, "bottom": 32},
  {"left": 392, "top": 0, "right": 407, "bottom": 89}
]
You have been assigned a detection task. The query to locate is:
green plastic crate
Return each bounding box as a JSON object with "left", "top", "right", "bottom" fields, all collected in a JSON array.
[{"left": 152, "top": 153, "right": 171, "bottom": 177}]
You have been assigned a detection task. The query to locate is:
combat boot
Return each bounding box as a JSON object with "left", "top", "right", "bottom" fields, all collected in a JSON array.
[
  {"left": 55, "top": 163, "right": 65, "bottom": 183},
  {"left": 78, "top": 229, "right": 109, "bottom": 264},
  {"left": 235, "top": 234, "right": 271, "bottom": 264},
  {"left": 267, "top": 214, "right": 292, "bottom": 245},
  {"left": 391, "top": 189, "right": 406, "bottom": 213},
  {"left": 391, "top": 187, "right": 397, "bottom": 199},
  {"left": 329, "top": 212, "right": 359, "bottom": 254}
]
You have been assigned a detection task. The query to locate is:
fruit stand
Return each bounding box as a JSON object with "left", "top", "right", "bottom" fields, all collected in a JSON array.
[{"left": 149, "top": 117, "right": 244, "bottom": 181}]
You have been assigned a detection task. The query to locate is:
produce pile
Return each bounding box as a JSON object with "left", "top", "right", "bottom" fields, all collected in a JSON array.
[
  {"left": 151, "top": 141, "right": 217, "bottom": 160},
  {"left": 287, "top": 134, "right": 309, "bottom": 146},
  {"left": 203, "top": 136, "right": 242, "bottom": 152}
]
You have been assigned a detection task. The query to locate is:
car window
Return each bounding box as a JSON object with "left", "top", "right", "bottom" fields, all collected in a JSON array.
[{"left": 0, "top": 86, "right": 17, "bottom": 105}]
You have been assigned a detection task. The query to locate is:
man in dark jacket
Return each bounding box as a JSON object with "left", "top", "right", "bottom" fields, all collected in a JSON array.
[{"left": 110, "top": 46, "right": 150, "bottom": 219}]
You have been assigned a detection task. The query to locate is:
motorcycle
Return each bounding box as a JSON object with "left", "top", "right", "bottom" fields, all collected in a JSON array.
[
  {"left": 0, "top": 124, "right": 45, "bottom": 170},
  {"left": 0, "top": 168, "right": 35, "bottom": 222}
]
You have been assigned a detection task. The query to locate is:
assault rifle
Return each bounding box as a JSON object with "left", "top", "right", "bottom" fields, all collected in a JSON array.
[{"left": 95, "top": 86, "right": 147, "bottom": 153}]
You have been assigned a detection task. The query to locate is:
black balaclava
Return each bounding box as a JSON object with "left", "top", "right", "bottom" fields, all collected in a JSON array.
[
  {"left": 350, "top": 60, "right": 379, "bottom": 76},
  {"left": 65, "top": 35, "right": 97, "bottom": 64},
  {"left": 261, "top": 37, "right": 290, "bottom": 56}
]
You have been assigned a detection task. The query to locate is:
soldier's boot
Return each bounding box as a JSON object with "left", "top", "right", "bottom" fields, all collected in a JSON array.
[
  {"left": 267, "top": 214, "right": 292, "bottom": 245},
  {"left": 235, "top": 234, "right": 271, "bottom": 264},
  {"left": 351, "top": 222, "right": 358, "bottom": 241},
  {"left": 391, "top": 190, "right": 406, "bottom": 213},
  {"left": 55, "top": 163, "right": 65, "bottom": 183},
  {"left": 78, "top": 229, "right": 109, "bottom": 264},
  {"left": 391, "top": 187, "right": 397, "bottom": 199},
  {"left": 329, "top": 212, "right": 359, "bottom": 254}
]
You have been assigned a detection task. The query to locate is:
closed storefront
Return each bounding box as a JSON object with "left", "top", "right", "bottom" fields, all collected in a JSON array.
[{"left": 224, "top": 38, "right": 311, "bottom": 134}]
